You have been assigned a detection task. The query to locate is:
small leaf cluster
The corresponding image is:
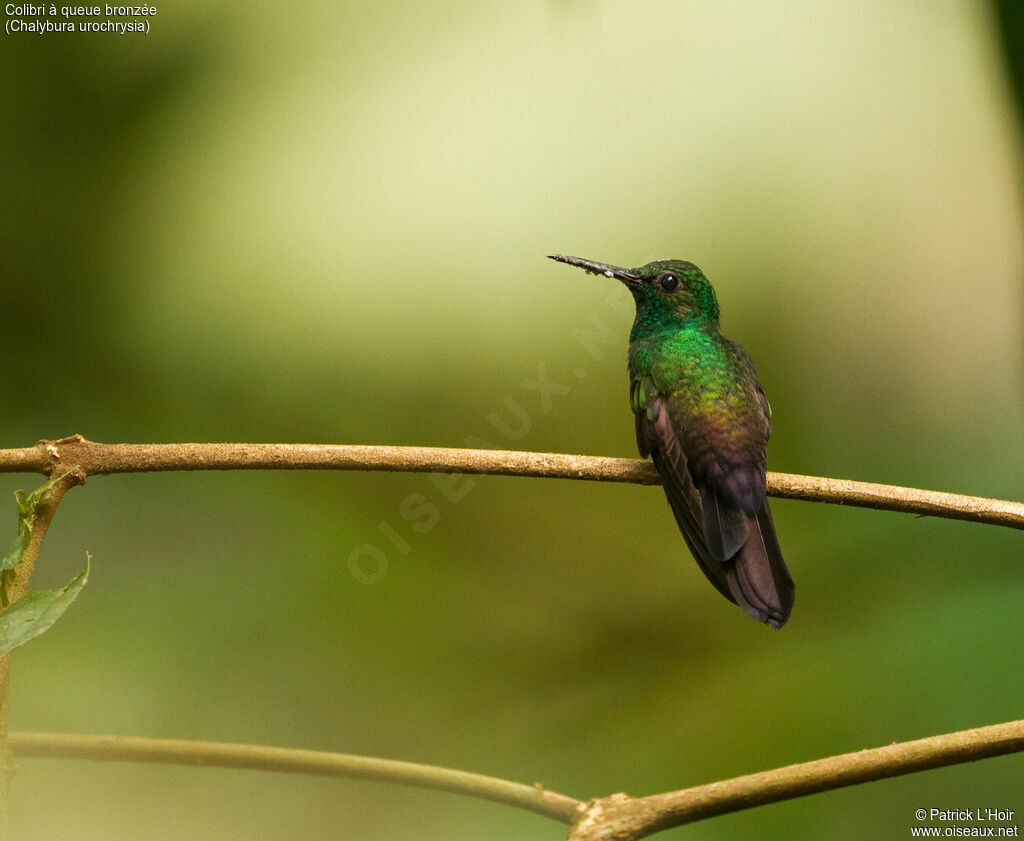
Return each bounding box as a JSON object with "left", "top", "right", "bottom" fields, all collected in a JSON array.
[{"left": 0, "top": 472, "right": 88, "bottom": 658}]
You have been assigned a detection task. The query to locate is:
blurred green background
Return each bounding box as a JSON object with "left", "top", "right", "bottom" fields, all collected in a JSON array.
[{"left": 2, "top": 1, "right": 1022, "bottom": 839}]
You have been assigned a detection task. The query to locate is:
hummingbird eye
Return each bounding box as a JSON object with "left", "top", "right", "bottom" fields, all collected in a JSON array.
[{"left": 658, "top": 272, "right": 679, "bottom": 292}]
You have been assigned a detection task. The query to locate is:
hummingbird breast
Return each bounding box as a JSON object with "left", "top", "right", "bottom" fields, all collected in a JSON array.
[{"left": 640, "top": 327, "right": 770, "bottom": 514}]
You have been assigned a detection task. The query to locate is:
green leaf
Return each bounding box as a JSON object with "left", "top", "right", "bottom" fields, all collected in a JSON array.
[
  {"left": 0, "top": 555, "right": 90, "bottom": 659},
  {"left": 1, "top": 470, "right": 75, "bottom": 573}
]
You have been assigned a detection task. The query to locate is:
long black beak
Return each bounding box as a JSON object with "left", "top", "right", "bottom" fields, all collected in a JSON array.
[{"left": 547, "top": 254, "right": 641, "bottom": 286}]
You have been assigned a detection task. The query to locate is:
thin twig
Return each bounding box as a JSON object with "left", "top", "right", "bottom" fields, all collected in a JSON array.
[
  {"left": 0, "top": 469, "right": 82, "bottom": 841},
  {"left": 8, "top": 732, "right": 582, "bottom": 823},
  {"left": 11, "top": 720, "right": 1024, "bottom": 841},
  {"left": 568, "top": 718, "right": 1024, "bottom": 840},
  {"left": 1, "top": 436, "right": 1021, "bottom": 529}
]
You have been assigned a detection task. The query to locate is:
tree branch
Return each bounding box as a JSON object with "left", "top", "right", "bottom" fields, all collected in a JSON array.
[
  {"left": 1, "top": 436, "right": 1021, "bottom": 529},
  {"left": 568, "top": 718, "right": 1024, "bottom": 840},
  {"left": 8, "top": 732, "right": 582, "bottom": 823},
  {"left": 11, "top": 720, "right": 1024, "bottom": 841}
]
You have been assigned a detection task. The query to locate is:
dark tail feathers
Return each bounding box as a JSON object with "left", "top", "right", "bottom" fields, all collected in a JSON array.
[{"left": 721, "top": 502, "right": 794, "bottom": 629}]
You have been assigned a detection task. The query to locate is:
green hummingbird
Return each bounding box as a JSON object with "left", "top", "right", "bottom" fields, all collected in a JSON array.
[{"left": 549, "top": 254, "right": 795, "bottom": 628}]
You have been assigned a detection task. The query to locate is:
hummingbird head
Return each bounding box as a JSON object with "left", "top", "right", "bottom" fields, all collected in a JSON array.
[{"left": 548, "top": 255, "right": 721, "bottom": 328}]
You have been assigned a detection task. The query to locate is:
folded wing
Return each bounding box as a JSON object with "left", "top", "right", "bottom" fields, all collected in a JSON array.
[{"left": 634, "top": 387, "right": 795, "bottom": 628}]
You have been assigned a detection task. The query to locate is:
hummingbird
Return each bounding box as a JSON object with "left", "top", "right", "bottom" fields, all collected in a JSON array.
[{"left": 549, "top": 254, "right": 795, "bottom": 628}]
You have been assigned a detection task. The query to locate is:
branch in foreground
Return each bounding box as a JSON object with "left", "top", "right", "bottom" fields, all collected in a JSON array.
[
  {"left": 569, "top": 719, "right": 1024, "bottom": 841},
  {"left": 1, "top": 436, "right": 1022, "bottom": 529},
  {"left": 8, "top": 732, "right": 581, "bottom": 823},
  {"left": 11, "top": 719, "right": 1024, "bottom": 841}
]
